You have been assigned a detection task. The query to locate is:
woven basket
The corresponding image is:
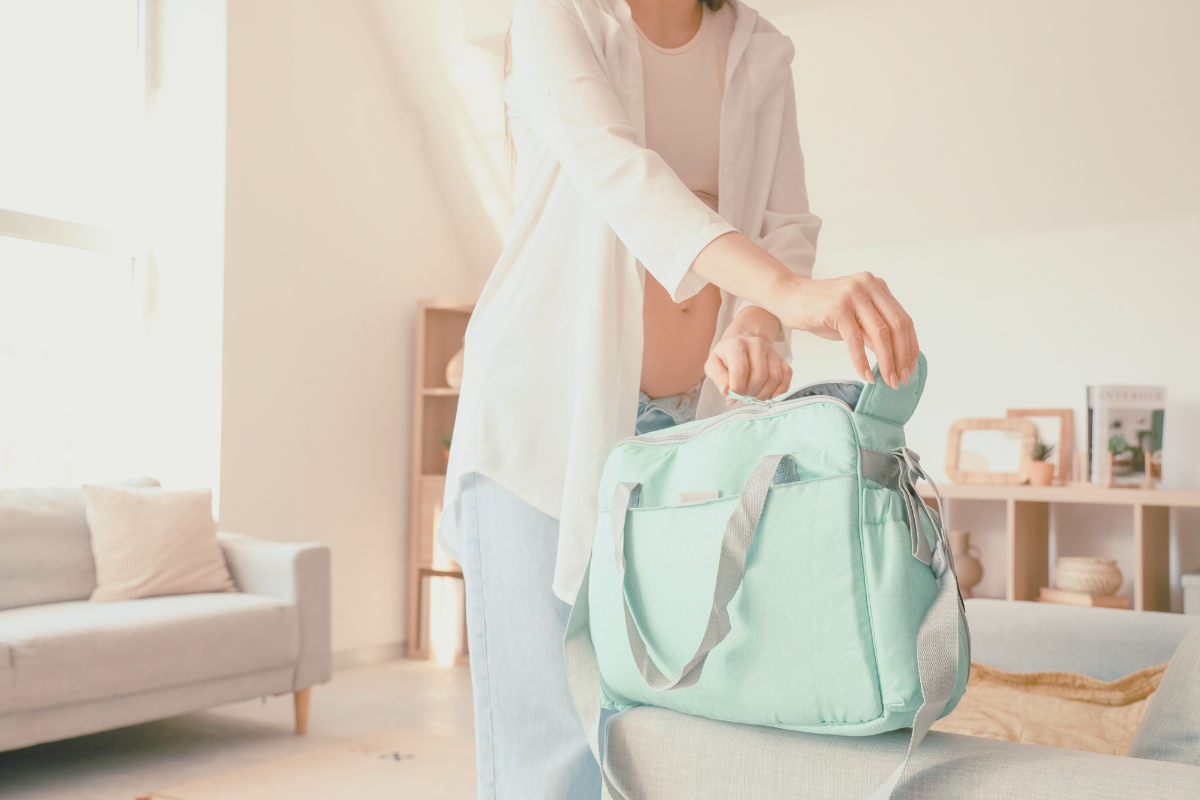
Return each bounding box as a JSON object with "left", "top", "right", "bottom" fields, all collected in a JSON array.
[{"left": 1054, "top": 557, "right": 1123, "bottom": 596}]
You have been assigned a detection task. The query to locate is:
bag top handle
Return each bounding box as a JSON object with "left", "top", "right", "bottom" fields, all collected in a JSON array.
[{"left": 853, "top": 351, "right": 927, "bottom": 427}]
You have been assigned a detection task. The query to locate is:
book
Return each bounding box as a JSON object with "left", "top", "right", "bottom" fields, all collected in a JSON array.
[
  {"left": 1038, "top": 587, "right": 1129, "bottom": 609},
  {"left": 1087, "top": 385, "right": 1166, "bottom": 486}
]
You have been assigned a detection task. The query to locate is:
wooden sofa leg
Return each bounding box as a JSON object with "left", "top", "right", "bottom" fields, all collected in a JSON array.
[{"left": 294, "top": 687, "right": 311, "bottom": 735}]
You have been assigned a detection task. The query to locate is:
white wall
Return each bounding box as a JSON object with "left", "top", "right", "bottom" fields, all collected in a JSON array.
[
  {"left": 769, "top": 0, "right": 1200, "bottom": 606},
  {"left": 221, "top": 0, "right": 478, "bottom": 658},
  {"left": 219, "top": 0, "right": 1200, "bottom": 649}
]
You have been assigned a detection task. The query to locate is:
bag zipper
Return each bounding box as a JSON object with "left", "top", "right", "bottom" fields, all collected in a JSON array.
[{"left": 616, "top": 394, "right": 852, "bottom": 449}]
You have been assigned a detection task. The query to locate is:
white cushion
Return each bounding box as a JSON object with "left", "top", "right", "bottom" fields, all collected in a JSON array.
[
  {"left": 1129, "top": 619, "right": 1200, "bottom": 765},
  {"left": 0, "top": 593, "right": 299, "bottom": 713},
  {"left": 0, "top": 478, "right": 159, "bottom": 611},
  {"left": 84, "top": 485, "right": 235, "bottom": 602}
]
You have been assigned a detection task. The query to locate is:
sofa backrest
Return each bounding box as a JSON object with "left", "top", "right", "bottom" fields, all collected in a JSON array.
[
  {"left": 965, "top": 598, "right": 1197, "bottom": 680},
  {"left": 0, "top": 477, "right": 160, "bottom": 610}
]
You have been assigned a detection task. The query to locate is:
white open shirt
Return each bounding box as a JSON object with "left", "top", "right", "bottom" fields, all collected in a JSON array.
[{"left": 440, "top": 0, "right": 822, "bottom": 603}]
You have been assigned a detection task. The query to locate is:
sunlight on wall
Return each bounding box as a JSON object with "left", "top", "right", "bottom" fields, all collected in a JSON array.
[
  {"left": 430, "top": 505, "right": 466, "bottom": 666},
  {"left": 429, "top": 0, "right": 514, "bottom": 241},
  {"left": 428, "top": 575, "right": 465, "bottom": 667}
]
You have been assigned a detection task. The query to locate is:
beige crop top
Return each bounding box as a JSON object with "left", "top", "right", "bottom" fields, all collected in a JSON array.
[{"left": 635, "top": 2, "right": 736, "bottom": 213}]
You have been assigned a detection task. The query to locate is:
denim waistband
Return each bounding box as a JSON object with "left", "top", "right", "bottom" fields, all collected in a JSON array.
[{"left": 635, "top": 381, "right": 703, "bottom": 436}]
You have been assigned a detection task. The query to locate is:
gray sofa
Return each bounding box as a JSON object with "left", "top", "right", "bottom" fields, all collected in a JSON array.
[
  {"left": 606, "top": 599, "right": 1200, "bottom": 799},
  {"left": 0, "top": 484, "right": 331, "bottom": 753}
]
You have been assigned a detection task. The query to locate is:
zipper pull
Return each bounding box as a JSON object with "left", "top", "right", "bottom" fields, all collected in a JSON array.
[{"left": 729, "top": 391, "right": 772, "bottom": 407}]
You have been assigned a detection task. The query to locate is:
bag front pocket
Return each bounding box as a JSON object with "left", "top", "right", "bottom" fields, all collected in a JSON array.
[{"left": 590, "top": 473, "right": 883, "bottom": 729}]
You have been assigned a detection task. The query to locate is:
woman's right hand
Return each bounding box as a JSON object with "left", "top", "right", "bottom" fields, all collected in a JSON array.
[
  {"left": 776, "top": 272, "right": 919, "bottom": 391},
  {"left": 691, "top": 232, "right": 919, "bottom": 390}
]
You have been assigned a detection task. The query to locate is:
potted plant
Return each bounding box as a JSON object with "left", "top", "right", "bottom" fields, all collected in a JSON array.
[
  {"left": 1109, "top": 434, "right": 1133, "bottom": 477},
  {"left": 1028, "top": 437, "right": 1057, "bottom": 486}
]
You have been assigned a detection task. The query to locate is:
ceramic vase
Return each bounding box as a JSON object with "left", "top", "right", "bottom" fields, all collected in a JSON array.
[
  {"left": 1028, "top": 460, "right": 1055, "bottom": 486},
  {"left": 445, "top": 346, "right": 465, "bottom": 390},
  {"left": 950, "top": 529, "right": 983, "bottom": 599}
]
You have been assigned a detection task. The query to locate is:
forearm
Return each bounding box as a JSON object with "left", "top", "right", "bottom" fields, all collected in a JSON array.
[
  {"left": 691, "top": 229, "right": 918, "bottom": 390},
  {"left": 722, "top": 304, "right": 783, "bottom": 344},
  {"left": 691, "top": 231, "right": 803, "bottom": 320}
]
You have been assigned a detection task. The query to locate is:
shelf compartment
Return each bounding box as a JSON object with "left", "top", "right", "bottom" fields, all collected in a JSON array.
[
  {"left": 422, "top": 307, "right": 471, "bottom": 391},
  {"left": 419, "top": 394, "right": 458, "bottom": 476},
  {"left": 918, "top": 482, "right": 1197, "bottom": 613},
  {"left": 409, "top": 299, "right": 474, "bottom": 665}
]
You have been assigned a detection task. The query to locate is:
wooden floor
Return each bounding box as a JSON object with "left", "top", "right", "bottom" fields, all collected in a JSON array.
[{"left": 0, "top": 658, "right": 474, "bottom": 800}]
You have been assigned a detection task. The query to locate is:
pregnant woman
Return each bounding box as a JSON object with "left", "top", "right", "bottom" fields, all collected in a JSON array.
[{"left": 438, "top": 0, "right": 919, "bottom": 796}]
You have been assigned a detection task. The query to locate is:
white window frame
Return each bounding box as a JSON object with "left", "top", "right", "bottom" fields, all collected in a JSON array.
[
  {"left": 0, "top": 208, "right": 141, "bottom": 259},
  {"left": 0, "top": 0, "right": 153, "bottom": 264}
]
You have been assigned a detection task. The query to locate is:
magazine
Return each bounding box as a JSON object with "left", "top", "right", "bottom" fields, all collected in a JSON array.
[{"left": 1087, "top": 385, "right": 1166, "bottom": 486}]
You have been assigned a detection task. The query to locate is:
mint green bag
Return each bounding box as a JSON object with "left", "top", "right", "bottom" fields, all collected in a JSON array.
[{"left": 565, "top": 354, "right": 969, "bottom": 799}]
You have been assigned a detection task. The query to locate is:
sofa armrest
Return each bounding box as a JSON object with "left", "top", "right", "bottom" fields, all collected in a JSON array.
[
  {"left": 965, "top": 598, "right": 1196, "bottom": 680},
  {"left": 606, "top": 706, "right": 1200, "bottom": 800},
  {"left": 218, "top": 532, "right": 331, "bottom": 690}
]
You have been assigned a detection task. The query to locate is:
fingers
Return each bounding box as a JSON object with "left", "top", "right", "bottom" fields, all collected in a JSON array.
[
  {"left": 856, "top": 302, "right": 898, "bottom": 390},
  {"left": 726, "top": 341, "right": 751, "bottom": 399},
  {"left": 709, "top": 338, "right": 792, "bottom": 402},
  {"left": 744, "top": 338, "right": 793, "bottom": 400},
  {"left": 790, "top": 271, "right": 918, "bottom": 388},
  {"left": 771, "top": 359, "right": 793, "bottom": 399},
  {"left": 837, "top": 315, "right": 874, "bottom": 384},
  {"left": 873, "top": 278, "right": 919, "bottom": 384},
  {"left": 760, "top": 353, "right": 782, "bottom": 401},
  {"left": 705, "top": 350, "right": 730, "bottom": 396},
  {"left": 728, "top": 340, "right": 768, "bottom": 399},
  {"left": 744, "top": 339, "right": 772, "bottom": 400}
]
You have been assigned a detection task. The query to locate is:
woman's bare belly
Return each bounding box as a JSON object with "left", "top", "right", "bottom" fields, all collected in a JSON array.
[{"left": 641, "top": 273, "right": 722, "bottom": 398}]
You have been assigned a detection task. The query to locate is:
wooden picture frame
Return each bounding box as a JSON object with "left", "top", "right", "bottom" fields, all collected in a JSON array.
[
  {"left": 945, "top": 417, "right": 1038, "bottom": 485},
  {"left": 1006, "top": 408, "right": 1075, "bottom": 483}
]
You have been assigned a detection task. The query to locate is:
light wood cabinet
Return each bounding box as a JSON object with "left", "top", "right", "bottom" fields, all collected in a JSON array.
[
  {"left": 917, "top": 482, "right": 1200, "bottom": 611},
  {"left": 407, "top": 298, "right": 474, "bottom": 663}
]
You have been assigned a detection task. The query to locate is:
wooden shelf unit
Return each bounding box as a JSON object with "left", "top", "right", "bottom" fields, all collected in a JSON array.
[
  {"left": 407, "top": 298, "right": 474, "bottom": 663},
  {"left": 917, "top": 482, "right": 1200, "bottom": 611}
]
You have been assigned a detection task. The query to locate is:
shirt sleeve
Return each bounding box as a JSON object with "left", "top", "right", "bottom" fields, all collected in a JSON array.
[
  {"left": 755, "top": 70, "right": 822, "bottom": 284},
  {"left": 732, "top": 69, "right": 823, "bottom": 355},
  {"left": 510, "top": 0, "right": 735, "bottom": 302}
]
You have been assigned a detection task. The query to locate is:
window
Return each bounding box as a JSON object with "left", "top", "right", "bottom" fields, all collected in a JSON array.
[
  {"left": 0, "top": 1, "right": 143, "bottom": 229},
  {"left": 0, "top": 1, "right": 146, "bottom": 487},
  {"left": 0, "top": 238, "right": 139, "bottom": 485}
]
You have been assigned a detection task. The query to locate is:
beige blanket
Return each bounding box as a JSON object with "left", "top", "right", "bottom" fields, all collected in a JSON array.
[{"left": 929, "top": 662, "right": 1167, "bottom": 755}]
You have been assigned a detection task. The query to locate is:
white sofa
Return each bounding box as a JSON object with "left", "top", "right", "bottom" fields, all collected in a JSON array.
[
  {"left": 605, "top": 600, "right": 1200, "bottom": 799},
  {"left": 0, "top": 484, "right": 331, "bottom": 753}
]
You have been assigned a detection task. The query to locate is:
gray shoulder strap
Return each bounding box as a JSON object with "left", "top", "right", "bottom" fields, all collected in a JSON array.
[{"left": 611, "top": 454, "right": 796, "bottom": 691}]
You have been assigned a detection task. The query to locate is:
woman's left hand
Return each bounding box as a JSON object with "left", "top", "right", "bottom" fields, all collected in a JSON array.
[{"left": 706, "top": 334, "right": 793, "bottom": 403}]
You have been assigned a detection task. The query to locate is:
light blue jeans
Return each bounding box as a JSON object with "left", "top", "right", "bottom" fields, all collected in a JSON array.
[
  {"left": 635, "top": 381, "right": 702, "bottom": 435},
  {"left": 459, "top": 472, "right": 601, "bottom": 799},
  {"left": 459, "top": 385, "right": 698, "bottom": 798}
]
